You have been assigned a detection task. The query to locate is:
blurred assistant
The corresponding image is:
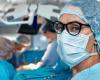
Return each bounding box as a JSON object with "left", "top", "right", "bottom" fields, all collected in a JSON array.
[
  {"left": 14, "top": 17, "right": 72, "bottom": 80},
  {"left": 9, "top": 34, "right": 31, "bottom": 67},
  {"left": 17, "top": 18, "right": 59, "bottom": 70}
]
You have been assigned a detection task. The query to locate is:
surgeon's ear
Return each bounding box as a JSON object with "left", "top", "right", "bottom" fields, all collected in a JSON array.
[{"left": 86, "top": 35, "right": 97, "bottom": 53}]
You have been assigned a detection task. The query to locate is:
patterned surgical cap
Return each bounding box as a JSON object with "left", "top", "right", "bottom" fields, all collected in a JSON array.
[
  {"left": 0, "top": 37, "right": 14, "bottom": 57},
  {"left": 70, "top": 0, "right": 100, "bottom": 47}
]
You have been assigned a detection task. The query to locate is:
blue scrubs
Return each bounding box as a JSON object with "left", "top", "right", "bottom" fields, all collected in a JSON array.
[
  {"left": 41, "top": 40, "right": 60, "bottom": 66},
  {"left": 71, "top": 63, "right": 100, "bottom": 80},
  {"left": 14, "top": 40, "right": 72, "bottom": 80},
  {"left": 0, "top": 60, "right": 16, "bottom": 80}
]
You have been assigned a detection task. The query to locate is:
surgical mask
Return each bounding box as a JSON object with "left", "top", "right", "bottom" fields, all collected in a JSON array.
[
  {"left": 57, "top": 30, "right": 92, "bottom": 68},
  {"left": 15, "top": 48, "right": 26, "bottom": 57},
  {"left": 17, "top": 48, "right": 26, "bottom": 53}
]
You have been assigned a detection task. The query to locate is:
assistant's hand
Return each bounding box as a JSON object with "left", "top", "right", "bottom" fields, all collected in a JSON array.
[
  {"left": 17, "top": 61, "right": 44, "bottom": 71},
  {"left": 17, "top": 63, "right": 38, "bottom": 71}
]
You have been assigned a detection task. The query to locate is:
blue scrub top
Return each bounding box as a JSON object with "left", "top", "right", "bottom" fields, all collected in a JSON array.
[
  {"left": 0, "top": 60, "right": 16, "bottom": 80},
  {"left": 41, "top": 40, "right": 60, "bottom": 66}
]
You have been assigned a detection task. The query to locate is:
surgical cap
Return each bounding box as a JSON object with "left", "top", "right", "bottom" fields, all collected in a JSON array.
[
  {"left": 0, "top": 37, "right": 14, "bottom": 57},
  {"left": 60, "top": 4, "right": 88, "bottom": 23},
  {"left": 60, "top": 0, "right": 100, "bottom": 47},
  {"left": 16, "top": 34, "right": 31, "bottom": 46}
]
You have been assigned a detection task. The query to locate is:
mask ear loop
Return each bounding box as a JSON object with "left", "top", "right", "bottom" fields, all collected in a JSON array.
[
  {"left": 86, "top": 34, "right": 99, "bottom": 80},
  {"left": 95, "top": 42, "right": 100, "bottom": 55},
  {"left": 93, "top": 34, "right": 100, "bottom": 56},
  {"left": 89, "top": 26, "right": 100, "bottom": 55}
]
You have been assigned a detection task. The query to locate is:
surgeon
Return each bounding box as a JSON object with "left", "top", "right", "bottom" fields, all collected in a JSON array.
[
  {"left": 54, "top": 2, "right": 100, "bottom": 80},
  {"left": 0, "top": 37, "right": 16, "bottom": 80}
]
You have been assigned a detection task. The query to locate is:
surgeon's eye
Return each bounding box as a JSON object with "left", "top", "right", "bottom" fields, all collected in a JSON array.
[{"left": 66, "top": 23, "right": 81, "bottom": 36}]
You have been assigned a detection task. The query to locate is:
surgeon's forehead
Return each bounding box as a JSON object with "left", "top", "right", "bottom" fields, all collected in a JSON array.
[{"left": 59, "top": 14, "right": 86, "bottom": 24}]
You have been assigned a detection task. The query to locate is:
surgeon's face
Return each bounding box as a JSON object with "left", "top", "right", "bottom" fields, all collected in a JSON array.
[{"left": 58, "top": 14, "right": 96, "bottom": 53}]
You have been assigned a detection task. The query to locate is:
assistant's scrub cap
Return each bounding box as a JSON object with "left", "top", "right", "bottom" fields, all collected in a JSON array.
[{"left": 16, "top": 34, "right": 31, "bottom": 46}]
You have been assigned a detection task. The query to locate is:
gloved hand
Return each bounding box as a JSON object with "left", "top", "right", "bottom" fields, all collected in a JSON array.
[
  {"left": 17, "top": 63, "right": 38, "bottom": 71},
  {"left": 17, "top": 61, "right": 44, "bottom": 71}
]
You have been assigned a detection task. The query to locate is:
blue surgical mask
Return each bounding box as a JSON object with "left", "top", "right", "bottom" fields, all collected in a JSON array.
[
  {"left": 15, "top": 48, "right": 26, "bottom": 58},
  {"left": 57, "top": 30, "right": 92, "bottom": 68}
]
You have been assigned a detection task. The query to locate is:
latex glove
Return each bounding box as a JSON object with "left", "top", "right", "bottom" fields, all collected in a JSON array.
[{"left": 17, "top": 63, "right": 38, "bottom": 71}]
